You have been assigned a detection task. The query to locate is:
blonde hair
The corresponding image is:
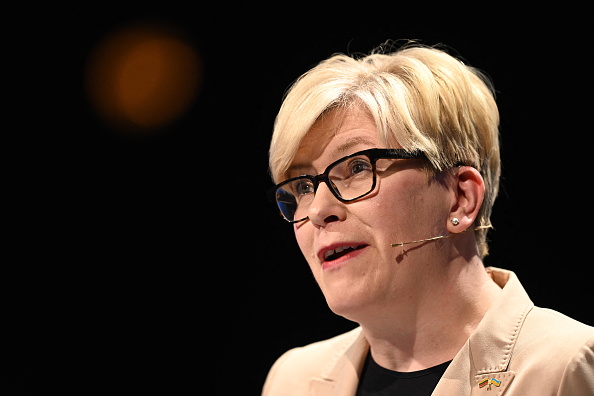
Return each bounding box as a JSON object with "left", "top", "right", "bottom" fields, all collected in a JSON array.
[{"left": 269, "top": 43, "right": 500, "bottom": 257}]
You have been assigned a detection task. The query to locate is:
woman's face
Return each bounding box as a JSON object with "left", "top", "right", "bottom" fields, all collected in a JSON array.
[{"left": 289, "top": 106, "right": 455, "bottom": 321}]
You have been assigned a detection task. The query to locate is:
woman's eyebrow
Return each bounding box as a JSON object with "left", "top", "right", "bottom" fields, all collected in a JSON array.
[
  {"left": 286, "top": 163, "right": 313, "bottom": 177},
  {"left": 334, "top": 136, "right": 376, "bottom": 155},
  {"left": 285, "top": 136, "right": 377, "bottom": 177},
  {"left": 285, "top": 136, "right": 377, "bottom": 176}
]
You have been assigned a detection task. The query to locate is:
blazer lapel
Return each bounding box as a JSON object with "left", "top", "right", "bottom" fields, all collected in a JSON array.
[
  {"left": 308, "top": 328, "right": 369, "bottom": 396},
  {"left": 433, "top": 267, "right": 533, "bottom": 396}
]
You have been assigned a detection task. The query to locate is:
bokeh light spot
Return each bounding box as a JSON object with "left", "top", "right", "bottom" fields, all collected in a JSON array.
[{"left": 86, "top": 24, "right": 202, "bottom": 135}]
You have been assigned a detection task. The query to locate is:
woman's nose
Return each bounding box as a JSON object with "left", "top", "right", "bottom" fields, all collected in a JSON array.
[{"left": 307, "top": 182, "right": 345, "bottom": 226}]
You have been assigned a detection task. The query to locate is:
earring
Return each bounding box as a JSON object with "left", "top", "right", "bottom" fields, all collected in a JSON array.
[{"left": 451, "top": 217, "right": 460, "bottom": 226}]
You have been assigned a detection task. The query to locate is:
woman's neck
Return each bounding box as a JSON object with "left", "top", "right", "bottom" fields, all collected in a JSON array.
[{"left": 360, "top": 258, "right": 501, "bottom": 372}]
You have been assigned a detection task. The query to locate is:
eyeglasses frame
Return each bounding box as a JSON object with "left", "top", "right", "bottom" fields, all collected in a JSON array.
[{"left": 270, "top": 148, "right": 426, "bottom": 223}]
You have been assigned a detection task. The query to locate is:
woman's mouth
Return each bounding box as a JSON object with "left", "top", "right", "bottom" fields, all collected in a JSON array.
[{"left": 323, "top": 245, "right": 367, "bottom": 262}]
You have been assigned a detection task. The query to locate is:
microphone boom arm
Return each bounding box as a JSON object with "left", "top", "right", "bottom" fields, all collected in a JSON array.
[{"left": 391, "top": 225, "right": 492, "bottom": 247}]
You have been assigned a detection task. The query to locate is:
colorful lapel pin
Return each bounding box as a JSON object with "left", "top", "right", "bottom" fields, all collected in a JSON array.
[{"left": 479, "top": 378, "right": 502, "bottom": 390}]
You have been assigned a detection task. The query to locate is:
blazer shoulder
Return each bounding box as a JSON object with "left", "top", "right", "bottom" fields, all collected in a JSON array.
[
  {"left": 512, "top": 306, "right": 594, "bottom": 368},
  {"left": 505, "top": 309, "right": 594, "bottom": 395},
  {"left": 527, "top": 306, "right": 594, "bottom": 338}
]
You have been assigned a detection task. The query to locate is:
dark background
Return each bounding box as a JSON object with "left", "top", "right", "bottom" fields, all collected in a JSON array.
[{"left": 4, "top": 2, "right": 592, "bottom": 395}]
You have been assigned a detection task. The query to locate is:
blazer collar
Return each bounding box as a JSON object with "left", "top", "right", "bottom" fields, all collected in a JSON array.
[
  {"left": 471, "top": 267, "right": 534, "bottom": 374},
  {"left": 434, "top": 267, "right": 534, "bottom": 395},
  {"left": 309, "top": 327, "right": 368, "bottom": 396}
]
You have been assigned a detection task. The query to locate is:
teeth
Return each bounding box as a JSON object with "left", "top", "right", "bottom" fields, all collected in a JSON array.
[{"left": 324, "top": 246, "right": 355, "bottom": 260}]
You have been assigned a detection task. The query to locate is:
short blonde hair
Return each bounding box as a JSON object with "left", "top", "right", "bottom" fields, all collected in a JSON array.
[{"left": 269, "top": 43, "right": 500, "bottom": 257}]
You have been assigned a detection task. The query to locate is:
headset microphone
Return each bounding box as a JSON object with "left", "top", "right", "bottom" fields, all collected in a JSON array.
[{"left": 391, "top": 225, "right": 492, "bottom": 247}]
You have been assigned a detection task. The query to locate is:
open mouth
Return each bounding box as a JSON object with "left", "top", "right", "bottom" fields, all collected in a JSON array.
[{"left": 323, "top": 245, "right": 367, "bottom": 262}]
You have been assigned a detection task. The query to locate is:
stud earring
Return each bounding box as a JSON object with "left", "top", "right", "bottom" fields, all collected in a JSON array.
[{"left": 451, "top": 217, "right": 460, "bottom": 226}]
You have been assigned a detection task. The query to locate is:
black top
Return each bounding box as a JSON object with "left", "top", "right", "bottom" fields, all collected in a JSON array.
[{"left": 356, "top": 352, "right": 451, "bottom": 396}]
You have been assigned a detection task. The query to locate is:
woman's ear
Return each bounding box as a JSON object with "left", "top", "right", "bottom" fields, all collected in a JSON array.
[{"left": 446, "top": 166, "right": 485, "bottom": 234}]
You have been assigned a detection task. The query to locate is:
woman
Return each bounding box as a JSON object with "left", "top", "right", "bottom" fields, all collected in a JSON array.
[{"left": 262, "top": 42, "right": 593, "bottom": 395}]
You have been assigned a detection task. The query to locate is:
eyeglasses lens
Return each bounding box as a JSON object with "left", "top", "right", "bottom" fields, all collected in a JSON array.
[{"left": 275, "top": 154, "right": 376, "bottom": 222}]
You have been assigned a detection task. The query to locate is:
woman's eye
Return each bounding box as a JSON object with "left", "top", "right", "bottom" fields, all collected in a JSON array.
[
  {"left": 293, "top": 180, "right": 314, "bottom": 195},
  {"left": 348, "top": 159, "right": 372, "bottom": 175}
]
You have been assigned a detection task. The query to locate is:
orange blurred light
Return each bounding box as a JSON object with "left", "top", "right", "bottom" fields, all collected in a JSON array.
[{"left": 86, "top": 24, "right": 201, "bottom": 135}]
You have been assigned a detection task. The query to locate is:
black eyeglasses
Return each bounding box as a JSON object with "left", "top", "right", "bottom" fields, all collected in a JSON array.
[{"left": 270, "top": 148, "right": 426, "bottom": 223}]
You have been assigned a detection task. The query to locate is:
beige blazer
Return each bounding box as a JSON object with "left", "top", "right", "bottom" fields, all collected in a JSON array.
[{"left": 262, "top": 267, "right": 594, "bottom": 395}]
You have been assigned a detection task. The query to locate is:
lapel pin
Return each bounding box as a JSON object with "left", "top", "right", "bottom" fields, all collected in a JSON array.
[{"left": 479, "top": 377, "right": 502, "bottom": 390}]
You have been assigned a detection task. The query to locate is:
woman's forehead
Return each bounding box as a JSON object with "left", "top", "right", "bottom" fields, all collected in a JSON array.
[
  {"left": 290, "top": 108, "right": 381, "bottom": 172},
  {"left": 303, "top": 107, "right": 378, "bottom": 146}
]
